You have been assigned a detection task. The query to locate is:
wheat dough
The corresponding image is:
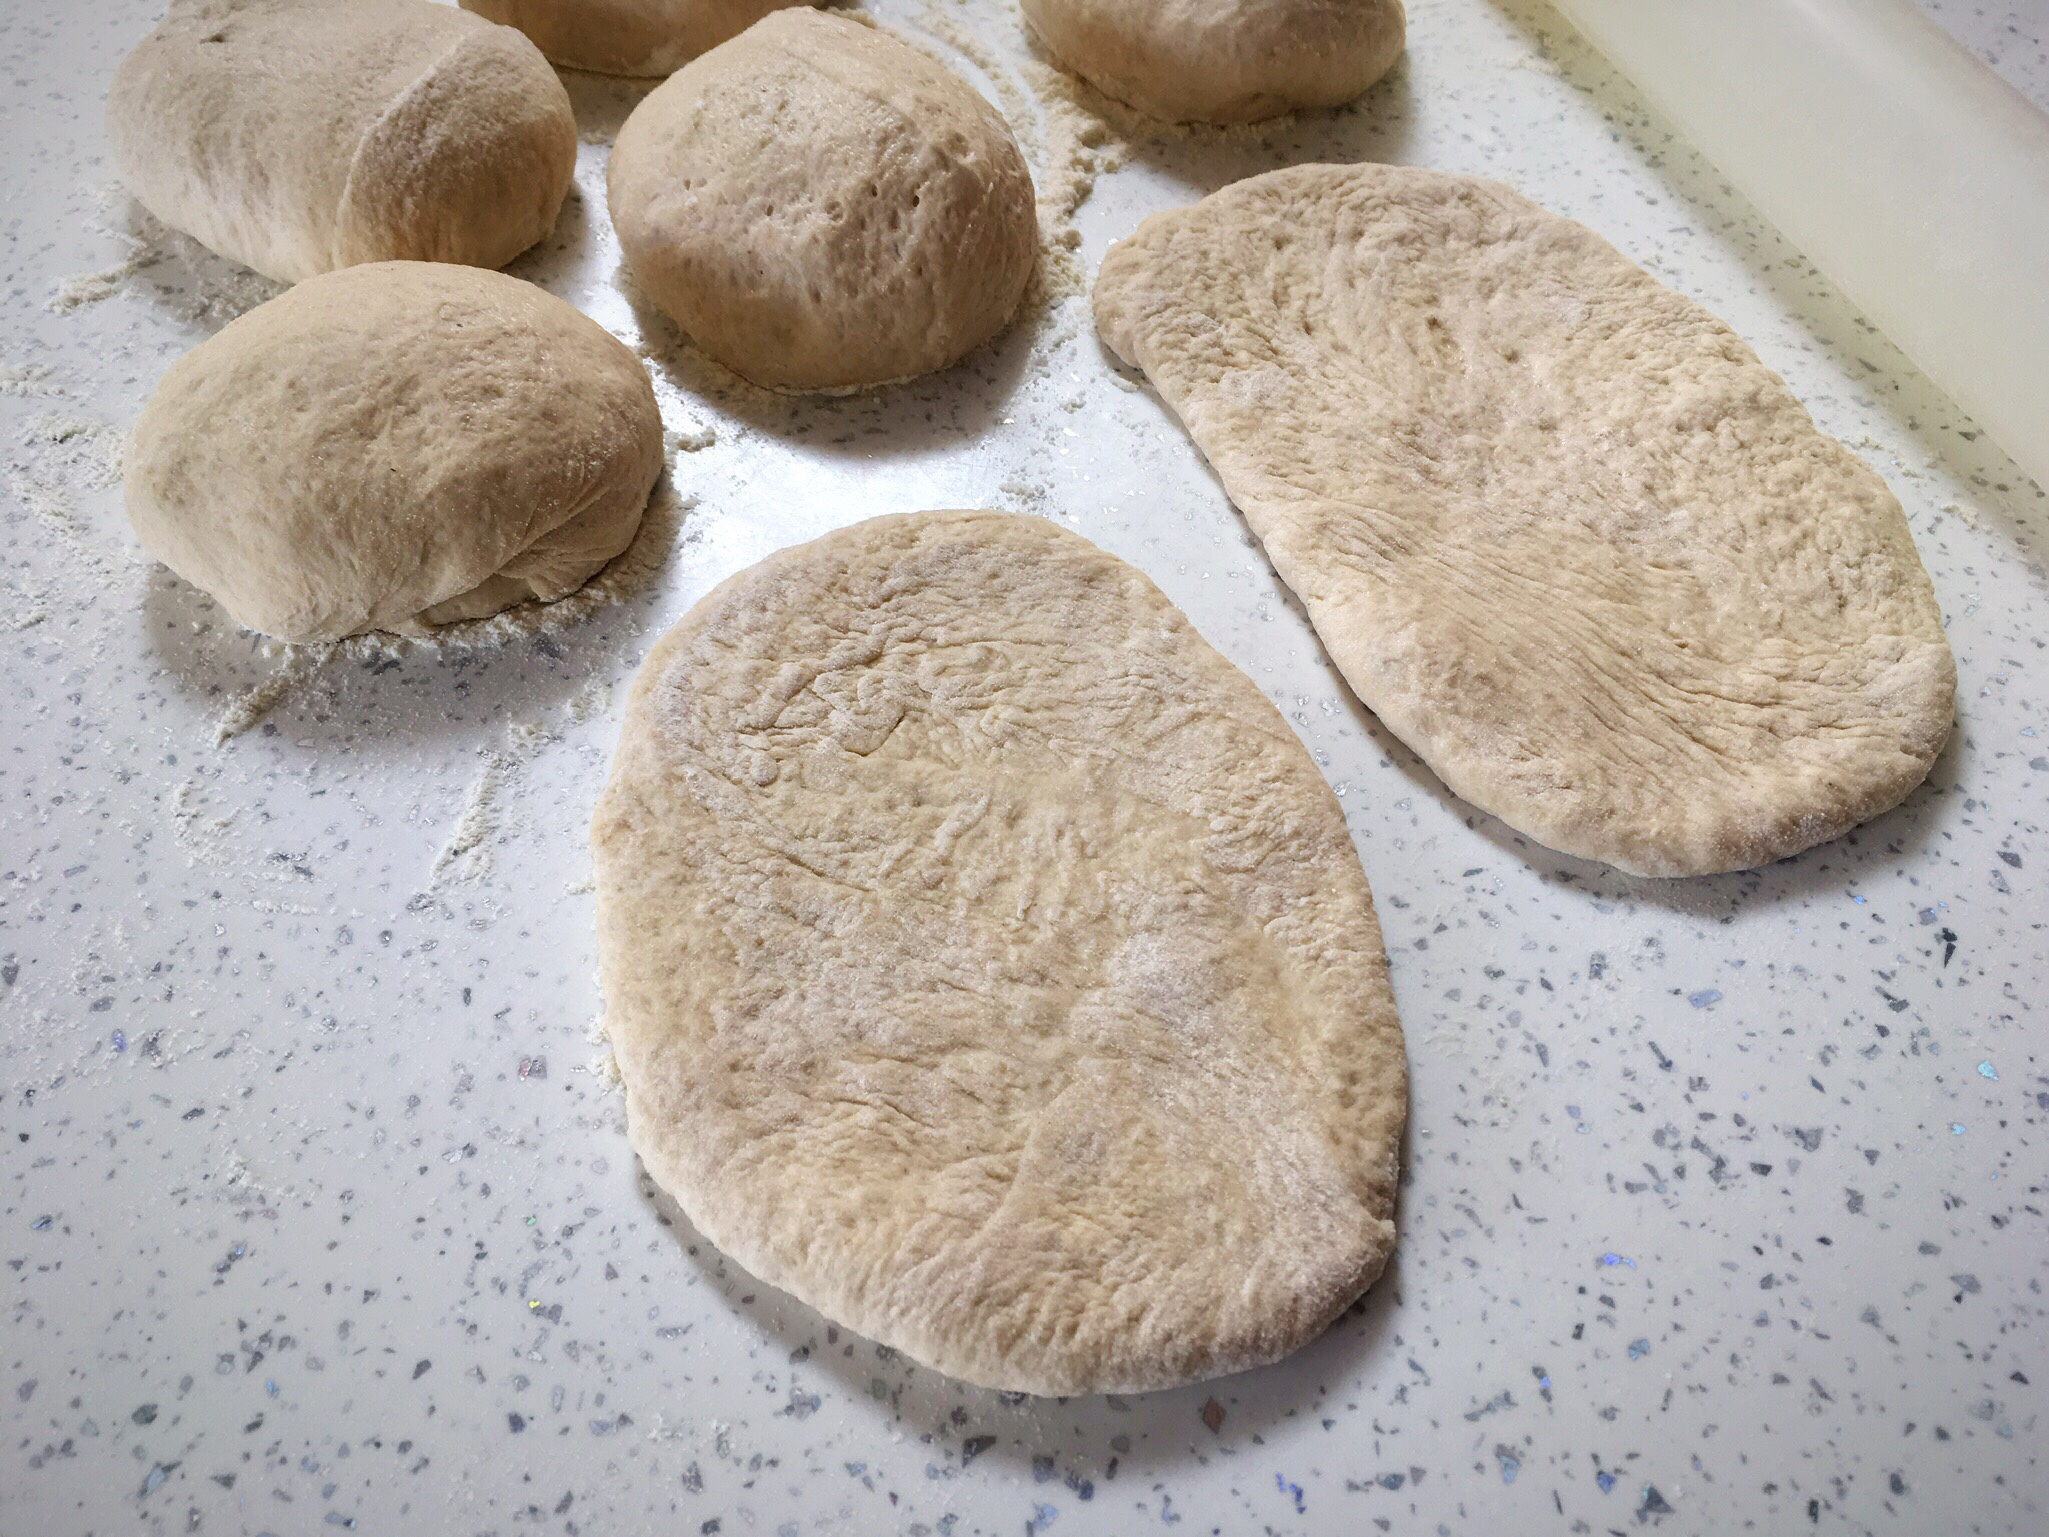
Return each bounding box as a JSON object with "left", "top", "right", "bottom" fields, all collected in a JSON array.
[
  {"left": 107, "top": 0, "right": 576, "bottom": 284},
  {"left": 1021, "top": 0, "right": 1405, "bottom": 124},
  {"left": 607, "top": 10, "right": 1038, "bottom": 391},
  {"left": 1094, "top": 164, "right": 1954, "bottom": 877},
  {"left": 458, "top": 0, "right": 807, "bottom": 77},
  {"left": 126, "top": 262, "right": 664, "bottom": 643},
  {"left": 591, "top": 510, "right": 1406, "bottom": 1394}
]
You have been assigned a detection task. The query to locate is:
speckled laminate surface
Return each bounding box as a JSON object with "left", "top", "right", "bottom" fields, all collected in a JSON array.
[{"left": 1, "top": 2, "right": 2043, "bottom": 1534}]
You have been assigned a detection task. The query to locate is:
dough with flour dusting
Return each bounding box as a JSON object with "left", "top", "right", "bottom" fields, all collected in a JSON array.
[
  {"left": 1021, "top": 0, "right": 1405, "bottom": 124},
  {"left": 108, "top": 0, "right": 576, "bottom": 284},
  {"left": 458, "top": 0, "right": 807, "bottom": 77},
  {"left": 592, "top": 510, "right": 1406, "bottom": 1394},
  {"left": 126, "top": 263, "right": 663, "bottom": 643},
  {"left": 1094, "top": 164, "right": 1954, "bottom": 877},
  {"left": 607, "top": 10, "right": 1037, "bottom": 391}
]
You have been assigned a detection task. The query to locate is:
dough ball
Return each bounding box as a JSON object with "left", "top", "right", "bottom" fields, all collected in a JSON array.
[
  {"left": 458, "top": 0, "right": 810, "bottom": 78},
  {"left": 593, "top": 510, "right": 1407, "bottom": 1395},
  {"left": 607, "top": 10, "right": 1038, "bottom": 392},
  {"left": 1021, "top": 0, "right": 1406, "bottom": 124},
  {"left": 126, "top": 262, "right": 664, "bottom": 643},
  {"left": 107, "top": 0, "right": 577, "bottom": 284},
  {"left": 1094, "top": 164, "right": 1956, "bottom": 875}
]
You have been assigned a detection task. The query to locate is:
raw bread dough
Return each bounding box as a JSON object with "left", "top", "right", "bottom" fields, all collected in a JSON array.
[
  {"left": 126, "top": 262, "right": 664, "bottom": 643},
  {"left": 1021, "top": 0, "right": 1405, "bottom": 124},
  {"left": 107, "top": 0, "right": 576, "bottom": 284},
  {"left": 1094, "top": 164, "right": 1954, "bottom": 877},
  {"left": 458, "top": 0, "right": 807, "bottom": 77},
  {"left": 607, "top": 10, "right": 1038, "bottom": 391},
  {"left": 592, "top": 510, "right": 1406, "bottom": 1394}
]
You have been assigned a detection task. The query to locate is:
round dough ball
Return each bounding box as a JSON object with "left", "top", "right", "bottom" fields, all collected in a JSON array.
[
  {"left": 458, "top": 0, "right": 809, "bottom": 78},
  {"left": 1021, "top": 0, "right": 1406, "bottom": 124},
  {"left": 592, "top": 510, "right": 1407, "bottom": 1395},
  {"left": 107, "top": 0, "right": 577, "bottom": 284},
  {"left": 607, "top": 11, "right": 1038, "bottom": 392},
  {"left": 126, "top": 263, "right": 664, "bottom": 643}
]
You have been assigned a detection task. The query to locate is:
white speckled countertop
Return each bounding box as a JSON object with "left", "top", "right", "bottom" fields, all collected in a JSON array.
[{"left": 3, "top": 3, "right": 2044, "bottom": 1534}]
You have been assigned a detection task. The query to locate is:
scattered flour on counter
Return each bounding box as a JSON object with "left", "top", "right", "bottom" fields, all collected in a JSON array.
[
  {"left": 2, "top": 579, "right": 51, "bottom": 631},
  {"left": 586, "top": 1029, "right": 623, "bottom": 1090},
  {"left": 666, "top": 424, "right": 717, "bottom": 454},
  {"left": 0, "top": 362, "right": 65, "bottom": 398},
  {"left": 564, "top": 674, "right": 615, "bottom": 725},
  {"left": 13, "top": 415, "right": 123, "bottom": 496},
  {"left": 430, "top": 712, "right": 571, "bottom": 887},
  {"left": 56, "top": 199, "right": 282, "bottom": 328},
  {"left": 219, "top": 1149, "right": 288, "bottom": 1215},
  {"left": 997, "top": 476, "right": 1050, "bottom": 509},
  {"left": 213, "top": 644, "right": 332, "bottom": 744},
  {"left": 49, "top": 239, "right": 155, "bottom": 313},
  {"left": 431, "top": 751, "right": 518, "bottom": 885},
  {"left": 169, "top": 779, "right": 238, "bottom": 866},
  {"left": 7, "top": 415, "right": 131, "bottom": 583}
]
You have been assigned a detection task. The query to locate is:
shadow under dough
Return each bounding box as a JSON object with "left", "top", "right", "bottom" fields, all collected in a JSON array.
[
  {"left": 617, "top": 267, "right": 1041, "bottom": 461},
  {"left": 630, "top": 1144, "right": 1408, "bottom": 1483}
]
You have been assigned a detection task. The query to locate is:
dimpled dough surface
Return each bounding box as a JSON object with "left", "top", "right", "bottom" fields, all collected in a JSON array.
[
  {"left": 591, "top": 511, "right": 1406, "bottom": 1395},
  {"left": 1094, "top": 164, "right": 1955, "bottom": 878},
  {"left": 107, "top": 0, "right": 575, "bottom": 285},
  {"left": 458, "top": 0, "right": 808, "bottom": 78}
]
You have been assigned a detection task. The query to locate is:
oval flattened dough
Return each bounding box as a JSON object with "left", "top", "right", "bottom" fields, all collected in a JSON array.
[
  {"left": 592, "top": 511, "right": 1406, "bottom": 1394},
  {"left": 607, "top": 10, "right": 1038, "bottom": 392},
  {"left": 125, "top": 262, "right": 664, "bottom": 642},
  {"left": 107, "top": 0, "right": 576, "bottom": 284},
  {"left": 458, "top": 0, "right": 808, "bottom": 77},
  {"left": 1021, "top": 0, "right": 1405, "bottom": 124},
  {"left": 1094, "top": 164, "right": 1955, "bottom": 877}
]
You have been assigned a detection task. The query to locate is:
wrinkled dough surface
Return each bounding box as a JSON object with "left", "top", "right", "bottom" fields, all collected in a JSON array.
[
  {"left": 607, "top": 10, "right": 1038, "bottom": 391},
  {"left": 1094, "top": 164, "right": 1954, "bottom": 877},
  {"left": 125, "top": 262, "right": 664, "bottom": 642},
  {"left": 108, "top": 0, "right": 575, "bottom": 283},
  {"left": 591, "top": 511, "right": 1406, "bottom": 1394},
  {"left": 459, "top": 0, "right": 808, "bottom": 76},
  {"left": 1021, "top": 0, "right": 1405, "bottom": 124}
]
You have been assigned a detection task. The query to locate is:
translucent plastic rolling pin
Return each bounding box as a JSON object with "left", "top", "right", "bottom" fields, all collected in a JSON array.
[{"left": 1548, "top": 0, "right": 2049, "bottom": 495}]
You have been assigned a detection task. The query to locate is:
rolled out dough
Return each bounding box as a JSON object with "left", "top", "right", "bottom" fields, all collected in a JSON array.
[
  {"left": 592, "top": 510, "right": 1407, "bottom": 1394},
  {"left": 1094, "top": 164, "right": 1955, "bottom": 877}
]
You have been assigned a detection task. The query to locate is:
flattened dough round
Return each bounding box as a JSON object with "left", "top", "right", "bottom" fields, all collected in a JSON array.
[
  {"left": 1094, "top": 164, "right": 1955, "bottom": 877},
  {"left": 458, "top": 0, "right": 808, "bottom": 77},
  {"left": 1021, "top": 0, "right": 1405, "bottom": 124},
  {"left": 592, "top": 511, "right": 1406, "bottom": 1394},
  {"left": 607, "top": 10, "right": 1038, "bottom": 392},
  {"left": 127, "top": 262, "right": 663, "bottom": 642},
  {"left": 108, "top": 0, "right": 576, "bottom": 284}
]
